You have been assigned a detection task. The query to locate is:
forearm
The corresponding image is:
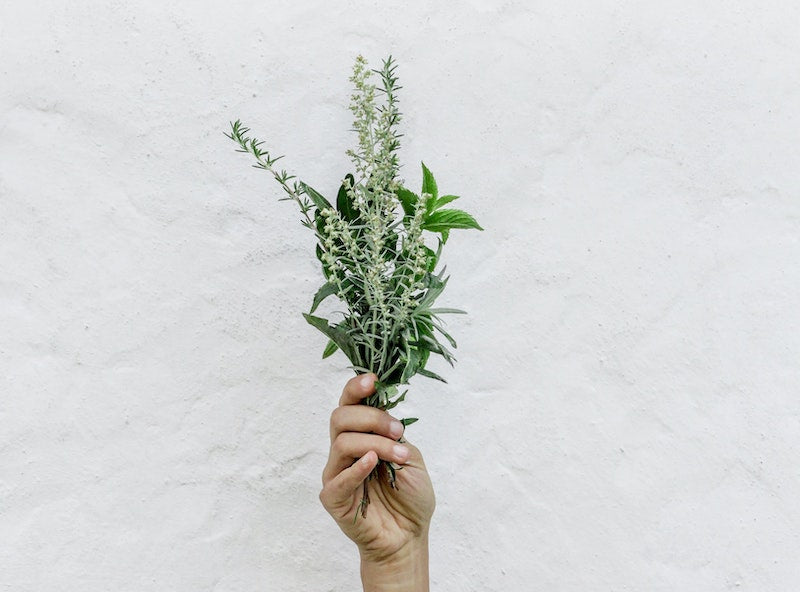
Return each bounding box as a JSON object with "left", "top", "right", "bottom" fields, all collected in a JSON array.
[{"left": 360, "top": 536, "right": 430, "bottom": 592}]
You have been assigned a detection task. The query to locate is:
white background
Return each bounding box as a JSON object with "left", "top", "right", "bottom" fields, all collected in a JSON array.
[{"left": 2, "top": 1, "right": 799, "bottom": 590}]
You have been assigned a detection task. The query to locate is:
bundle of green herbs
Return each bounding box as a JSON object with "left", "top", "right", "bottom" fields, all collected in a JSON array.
[{"left": 225, "top": 55, "right": 481, "bottom": 517}]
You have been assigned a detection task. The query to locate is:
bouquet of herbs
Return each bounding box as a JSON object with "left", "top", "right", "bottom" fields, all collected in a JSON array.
[{"left": 225, "top": 55, "right": 481, "bottom": 515}]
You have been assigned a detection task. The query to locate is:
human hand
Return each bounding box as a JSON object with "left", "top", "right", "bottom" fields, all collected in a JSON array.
[{"left": 319, "top": 373, "right": 435, "bottom": 591}]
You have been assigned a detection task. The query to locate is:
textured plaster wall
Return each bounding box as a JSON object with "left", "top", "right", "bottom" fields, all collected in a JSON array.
[{"left": 2, "top": 1, "right": 799, "bottom": 590}]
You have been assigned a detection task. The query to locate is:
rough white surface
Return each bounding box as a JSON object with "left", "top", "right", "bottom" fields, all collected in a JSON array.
[{"left": 2, "top": 1, "right": 799, "bottom": 590}]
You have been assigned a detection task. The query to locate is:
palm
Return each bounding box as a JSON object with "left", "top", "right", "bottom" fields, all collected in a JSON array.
[{"left": 338, "top": 445, "right": 435, "bottom": 559}]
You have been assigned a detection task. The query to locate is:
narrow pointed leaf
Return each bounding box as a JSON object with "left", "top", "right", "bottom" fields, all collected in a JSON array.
[
  {"left": 300, "top": 182, "right": 332, "bottom": 211},
  {"left": 417, "top": 368, "right": 447, "bottom": 383},
  {"left": 322, "top": 339, "right": 339, "bottom": 358},
  {"left": 310, "top": 282, "right": 338, "bottom": 313},
  {"left": 303, "top": 313, "right": 357, "bottom": 363},
  {"left": 426, "top": 307, "right": 466, "bottom": 315}
]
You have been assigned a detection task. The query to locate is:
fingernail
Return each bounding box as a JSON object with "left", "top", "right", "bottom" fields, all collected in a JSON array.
[
  {"left": 361, "top": 451, "right": 374, "bottom": 466},
  {"left": 389, "top": 420, "right": 404, "bottom": 439},
  {"left": 359, "top": 374, "right": 373, "bottom": 389},
  {"left": 393, "top": 444, "right": 409, "bottom": 462}
]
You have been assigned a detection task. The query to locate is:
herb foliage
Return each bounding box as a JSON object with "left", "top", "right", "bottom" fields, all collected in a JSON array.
[{"left": 226, "top": 55, "right": 481, "bottom": 515}]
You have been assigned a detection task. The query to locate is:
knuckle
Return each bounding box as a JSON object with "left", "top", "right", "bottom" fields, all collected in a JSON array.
[
  {"left": 330, "top": 433, "right": 348, "bottom": 456},
  {"left": 329, "top": 407, "right": 343, "bottom": 431}
]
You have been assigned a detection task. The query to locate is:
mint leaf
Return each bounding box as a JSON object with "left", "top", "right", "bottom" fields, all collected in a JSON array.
[
  {"left": 422, "top": 209, "right": 484, "bottom": 233},
  {"left": 421, "top": 162, "right": 438, "bottom": 202},
  {"left": 434, "top": 194, "right": 460, "bottom": 209},
  {"left": 396, "top": 187, "right": 419, "bottom": 217}
]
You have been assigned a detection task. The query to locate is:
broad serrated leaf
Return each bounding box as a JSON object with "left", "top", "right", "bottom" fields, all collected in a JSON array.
[
  {"left": 421, "top": 162, "right": 438, "bottom": 202},
  {"left": 434, "top": 194, "right": 460, "bottom": 209},
  {"left": 300, "top": 182, "right": 332, "bottom": 211},
  {"left": 422, "top": 209, "right": 484, "bottom": 233},
  {"left": 310, "top": 282, "right": 338, "bottom": 313},
  {"left": 396, "top": 187, "right": 419, "bottom": 217}
]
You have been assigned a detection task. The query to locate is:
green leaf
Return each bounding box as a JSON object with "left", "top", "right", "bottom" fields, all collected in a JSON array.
[
  {"left": 316, "top": 244, "right": 331, "bottom": 279},
  {"left": 310, "top": 282, "right": 338, "bottom": 313},
  {"left": 337, "top": 174, "right": 358, "bottom": 221},
  {"left": 396, "top": 187, "right": 419, "bottom": 217},
  {"left": 417, "top": 367, "right": 448, "bottom": 383},
  {"left": 426, "top": 307, "right": 466, "bottom": 315},
  {"left": 315, "top": 209, "right": 326, "bottom": 235},
  {"left": 415, "top": 273, "right": 449, "bottom": 310},
  {"left": 419, "top": 345, "right": 431, "bottom": 370},
  {"left": 322, "top": 339, "right": 339, "bottom": 358},
  {"left": 433, "top": 322, "right": 457, "bottom": 349},
  {"left": 401, "top": 347, "right": 422, "bottom": 383},
  {"left": 385, "top": 390, "right": 407, "bottom": 411},
  {"left": 422, "top": 209, "right": 484, "bottom": 233},
  {"left": 422, "top": 245, "right": 438, "bottom": 272},
  {"left": 434, "top": 194, "right": 460, "bottom": 209},
  {"left": 300, "top": 182, "right": 332, "bottom": 211},
  {"left": 401, "top": 417, "right": 419, "bottom": 427},
  {"left": 303, "top": 314, "right": 357, "bottom": 364},
  {"left": 421, "top": 162, "right": 438, "bottom": 201}
]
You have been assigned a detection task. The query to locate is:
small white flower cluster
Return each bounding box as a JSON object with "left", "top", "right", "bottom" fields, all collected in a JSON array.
[{"left": 395, "top": 195, "right": 430, "bottom": 321}]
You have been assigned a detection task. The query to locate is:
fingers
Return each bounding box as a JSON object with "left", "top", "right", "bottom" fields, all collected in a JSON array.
[
  {"left": 319, "top": 450, "right": 379, "bottom": 515},
  {"left": 330, "top": 405, "right": 405, "bottom": 443},
  {"left": 321, "top": 373, "right": 417, "bottom": 517},
  {"left": 340, "top": 373, "right": 377, "bottom": 406},
  {"left": 323, "top": 432, "right": 410, "bottom": 483}
]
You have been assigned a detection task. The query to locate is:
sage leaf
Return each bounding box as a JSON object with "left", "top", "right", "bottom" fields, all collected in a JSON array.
[
  {"left": 322, "top": 339, "right": 339, "bottom": 358},
  {"left": 303, "top": 313, "right": 357, "bottom": 363},
  {"left": 310, "top": 282, "right": 338, "bottom": 313},
  {"left": 300, "top": 182, "right": 332, "bottom": 211},
  {"left": 417, "top": 367, "right": 447, "bottom": 382}
]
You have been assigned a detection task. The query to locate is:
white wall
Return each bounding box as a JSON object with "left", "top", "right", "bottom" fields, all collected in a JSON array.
[{"left": 2, "top": 1, "right": 799, "bottom": 590}]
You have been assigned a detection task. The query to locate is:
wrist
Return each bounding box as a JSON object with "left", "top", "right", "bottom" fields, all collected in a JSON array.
[{"left": 360, "top": 535, "right": 430, "bottom": 592}]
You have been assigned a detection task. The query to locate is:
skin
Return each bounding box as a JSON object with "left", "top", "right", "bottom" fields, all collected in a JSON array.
[{"left": 319, "top": 373, "right": 435, "bottom": 592}]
